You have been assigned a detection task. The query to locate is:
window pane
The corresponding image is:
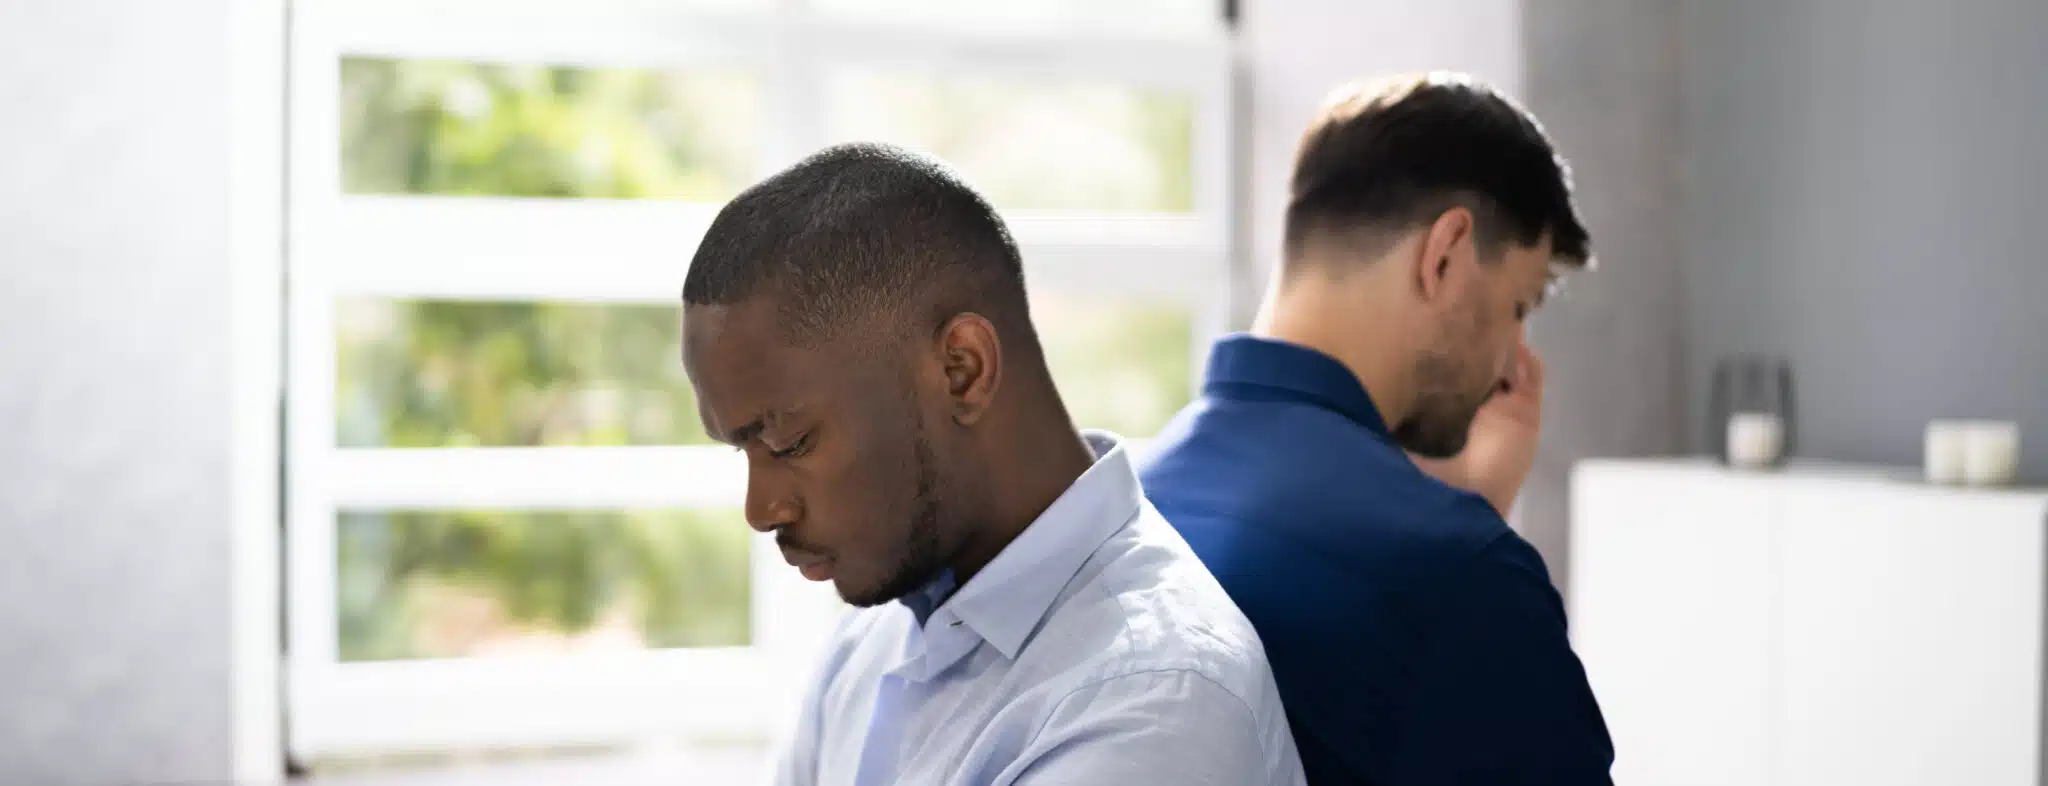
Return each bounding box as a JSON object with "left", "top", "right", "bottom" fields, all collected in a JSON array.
[
  {"left": 337, "top": 298, "right": 709, "bottom": 447},
  {"left": 336, "top": 295, "right": 1195, "bottom": 446},
  {"left": 821, "top": 0, "right": 1222, "bottom": 34},
  {"left": 340, "top": 58, "right": 761, "bottom": 201},
  {"left": 1033, "top": 292, "right": 1195, "bottom": 436},
  {"left": 828, "top": 73, "right": 1196, "bottom": 212},
  {"left": 338, "top": 509, "right": 752, "bottom": 662}
]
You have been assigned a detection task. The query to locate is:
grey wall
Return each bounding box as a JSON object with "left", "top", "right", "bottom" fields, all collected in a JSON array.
[
  {"left": 0, "top": 0, "right": 242, "bottom": 781},
  {"left": 1684, "top": 0, "right": 2048, "bottom": 480},
  {"left": 1519, "top": 1, "right": 1687, "bottom": 591}
]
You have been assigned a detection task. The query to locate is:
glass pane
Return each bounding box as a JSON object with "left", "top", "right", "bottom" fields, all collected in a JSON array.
[
  {"left": 1033, "top": 292, "right": 1195, "bottom": 436},
  {"left": 337, "top": 294, "right": 1195, "bottom": 446},
  {"left": 821, "top": 0, "right": 1222, "bottom": 34},
  {"left": 338, "top": 509, "right": 752, "bottom": 662},
  {"left": 828, "top": 73, "right": 1196, "bottom": 212},
  {"left": 340, "top": 58, "right": 761, "bottom": 201},
  {"left": 337, "top": 298, "right": 709, "bottom": 447}
]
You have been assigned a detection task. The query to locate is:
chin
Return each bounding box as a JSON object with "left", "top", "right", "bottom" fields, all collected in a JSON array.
[
  {"left": 833, "top": 581, "right": 879, "bottom": 608},
  {"left": 832, "top": 577, "right": 894, "bottom": 608},
  {"left": 1397, "top": 425, "right": 1470, "bottom": 459},
  {"left": 1411, "top": 441, "right": 1466, "bottom": 461}
]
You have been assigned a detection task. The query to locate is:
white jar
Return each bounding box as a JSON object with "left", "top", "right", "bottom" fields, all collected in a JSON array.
[
  {"left": 1925, "top": 420, "right": 1970, "bottom": 484},
  {"left": 1962, "top": 420, "right": 2021, "bottom": 487},
  {"left": 1726, "top": 412, "right": 1785, "bottom": 470}
]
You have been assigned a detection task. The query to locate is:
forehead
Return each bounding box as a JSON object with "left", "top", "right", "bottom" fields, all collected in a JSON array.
[{"left": 681, "top": 299, "right": 884, "bottom": 439}]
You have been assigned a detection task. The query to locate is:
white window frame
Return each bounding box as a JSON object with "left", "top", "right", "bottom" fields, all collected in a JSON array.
[{"left": 286, "top": 0, "right": 1236, "bottom": 760}]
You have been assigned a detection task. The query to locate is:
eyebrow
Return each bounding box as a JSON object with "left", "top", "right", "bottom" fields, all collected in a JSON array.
[{"left": 723, "top": 407, "right": 797, "bottom": 446}]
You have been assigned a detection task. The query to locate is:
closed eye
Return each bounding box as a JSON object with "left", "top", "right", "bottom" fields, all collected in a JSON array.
[{"left": 769, "top": 431, "right": 814, "bottom": 460}]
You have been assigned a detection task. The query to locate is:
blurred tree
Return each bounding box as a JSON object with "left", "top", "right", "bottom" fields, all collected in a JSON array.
[
  {"left": 340, "top": 58, "right": 758, "bottom": 200},
  {"left": 338, "top": 509, "right": 751, "bottom": 661},
  {"left": 336, "top": 58, "right": 755, "bottom": 660}
]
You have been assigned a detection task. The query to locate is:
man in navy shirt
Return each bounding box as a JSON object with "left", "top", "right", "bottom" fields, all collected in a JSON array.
[{"left": 1141, "top": 73, "right": 1613, "bottom": 785}]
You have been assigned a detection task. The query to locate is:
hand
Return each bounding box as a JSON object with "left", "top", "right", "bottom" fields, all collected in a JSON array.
[{"left": 1410, "top": 340, "right": 1545, "bottom": 517}]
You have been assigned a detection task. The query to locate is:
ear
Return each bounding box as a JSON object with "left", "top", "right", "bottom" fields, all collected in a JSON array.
[
  {"left": 1414, "top": 206, "right": 1478, "bottom": 305},
  {"left": 933, "top": 313, "right": 1003, "bottom": 426}
]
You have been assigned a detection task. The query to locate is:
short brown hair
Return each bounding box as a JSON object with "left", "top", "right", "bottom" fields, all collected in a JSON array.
[{"left": 1283, "top": 72, "right": 1591, "bottom": 271}]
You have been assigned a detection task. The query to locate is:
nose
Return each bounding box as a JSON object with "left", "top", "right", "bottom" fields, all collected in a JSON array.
[{"left": 743, "top": 465, "right": 800, "bottom": 534}]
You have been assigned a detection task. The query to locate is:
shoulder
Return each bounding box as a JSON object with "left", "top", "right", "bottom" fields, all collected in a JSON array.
[
  {"left": 1011, "top": 665, "right": 1306, "bottom": 786},
  {"left": 1155, "top": 431, "right": 1511, "bottom": 588},
  {"left": 1140, "top": 393, "right": 1401, "bottom": 500},
  {"left": 1143, "top": 399, "right": 1502, "bottom": 553},
  {"left": 1158, "top": 478, "right": 1522, "bottom": 664},
  {"left": 1435, "top": 525, "right": 1568, "bottom": 622},
  {"left": 1024, "top": 504, "right": 1288, "bottom": 723}
]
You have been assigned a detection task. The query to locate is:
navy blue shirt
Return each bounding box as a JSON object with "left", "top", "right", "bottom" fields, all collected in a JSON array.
[{"left": 1139, "top": 335, "right": 1613, "bottom": 786}]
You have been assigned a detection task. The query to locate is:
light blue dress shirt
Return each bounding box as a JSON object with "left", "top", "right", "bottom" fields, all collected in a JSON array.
[{"left": 772, "top": 431, "right": 1305, "bottom": 786}]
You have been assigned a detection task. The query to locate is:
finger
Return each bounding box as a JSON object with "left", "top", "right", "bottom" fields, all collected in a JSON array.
[
  {"left": 1518, "top": 341, "right": 1545, "bottom": 392},
  {"left": 1497, "top": 343, "right": 1532, "bottom": 394}
]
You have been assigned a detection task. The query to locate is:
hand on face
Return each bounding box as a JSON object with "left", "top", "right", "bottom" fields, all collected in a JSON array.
[{"left": 1409, "top": 337, "right": 1544, "bottom": 517}]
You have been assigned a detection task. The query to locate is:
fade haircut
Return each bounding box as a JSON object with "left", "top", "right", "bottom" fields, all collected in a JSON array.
[
  {"left": 682, "top": 143, "right": 1035, "bottom": 351},
  {"left": 1283, "top": 72, "right": 1593, "bottom": 274}
]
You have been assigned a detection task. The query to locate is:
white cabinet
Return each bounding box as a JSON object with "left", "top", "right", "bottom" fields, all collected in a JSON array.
[{"left": 1570, "top": 458, "right": 2048, "bottom": 786}]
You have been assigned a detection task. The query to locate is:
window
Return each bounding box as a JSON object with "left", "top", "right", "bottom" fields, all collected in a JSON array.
[{"left": 287, "top": 0, "right": 1233, "bottom": 761}]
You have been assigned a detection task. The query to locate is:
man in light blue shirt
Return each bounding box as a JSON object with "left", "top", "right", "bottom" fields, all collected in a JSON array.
[{"left": 680, "top": 143, "right": 1303, "bottom": 786}]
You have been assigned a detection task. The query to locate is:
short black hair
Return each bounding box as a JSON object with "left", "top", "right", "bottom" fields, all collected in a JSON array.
[
  {"left": 682, "top": 142, "right": 1033, "bottom": 348},
  {"left": 1283, "top": 72, "right": 1592, "bottom": 270}
]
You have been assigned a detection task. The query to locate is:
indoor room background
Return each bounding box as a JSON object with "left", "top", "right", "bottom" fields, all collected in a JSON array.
[{"left": 2, "top": 0, "right": 2043, "bottom": 783}]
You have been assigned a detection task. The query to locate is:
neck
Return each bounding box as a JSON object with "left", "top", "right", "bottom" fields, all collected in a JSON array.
[
  {"left": 945, "top": 387, "right": 1096, "bottom": 584},
  {"left": 1251, "top": 267, "right": 1414, "bottom": 426}
]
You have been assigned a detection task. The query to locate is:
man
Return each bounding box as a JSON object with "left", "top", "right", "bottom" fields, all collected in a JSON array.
[
  {"left": 1140, "top": 73, "right": 1614, "bottom": 784},
  {"left": 681, "top": 143, "right": 1304, "bottom": 786}
]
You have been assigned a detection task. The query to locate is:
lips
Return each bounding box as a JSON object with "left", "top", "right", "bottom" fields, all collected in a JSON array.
[
  {"left": 799, "top": 561, "right": 835, "bottom": 581},
  {"left": 780, "top": 545, "right": 835, "bottom": 582}
]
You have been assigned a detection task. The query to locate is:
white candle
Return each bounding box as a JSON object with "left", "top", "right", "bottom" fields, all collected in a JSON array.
[
  {"left": 1727, "top": 412, "right": 1784, "bottom": 469},
  {"left": 1925, "top": 420, "right": 1969, "bottom": 484},
  {"left": 1962, "top": 421, "right": 2020, "bottom": 487}
]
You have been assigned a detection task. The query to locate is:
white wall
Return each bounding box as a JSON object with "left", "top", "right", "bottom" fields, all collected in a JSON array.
[{"left": 0, "top": 0, "right": 282, "bottom": 781}]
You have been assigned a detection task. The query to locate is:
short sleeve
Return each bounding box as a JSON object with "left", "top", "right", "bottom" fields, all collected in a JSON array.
[{"left": 1388, "top": 515, "right": 1615, "bottom": 785}]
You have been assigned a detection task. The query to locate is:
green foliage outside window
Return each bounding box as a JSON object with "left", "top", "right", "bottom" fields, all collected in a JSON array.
[{"left": 332, "top": 58, "right": 1196, "bottom": 660}]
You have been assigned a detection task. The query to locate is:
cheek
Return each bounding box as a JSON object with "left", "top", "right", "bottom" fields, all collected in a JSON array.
[
  {"left": 800, "top": 436, "right": 917, "bottom": 547},
  {"left": 1483, "top": 300, "right": 1520, "bottom": 368},
  {"left": 1452, "top": 296, "right": 1509, "bottom": 375}
]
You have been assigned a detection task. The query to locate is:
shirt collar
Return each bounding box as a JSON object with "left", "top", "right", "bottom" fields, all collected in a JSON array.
[
  {"left": 899, "top": 568, "right": 957, "bottom": 627},
  {"left": 1202, "top": 333, "right": 1392, "bottom": 438},
  {"left": 903, "top": 430, "right": 1140, "bottom": 663}
]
